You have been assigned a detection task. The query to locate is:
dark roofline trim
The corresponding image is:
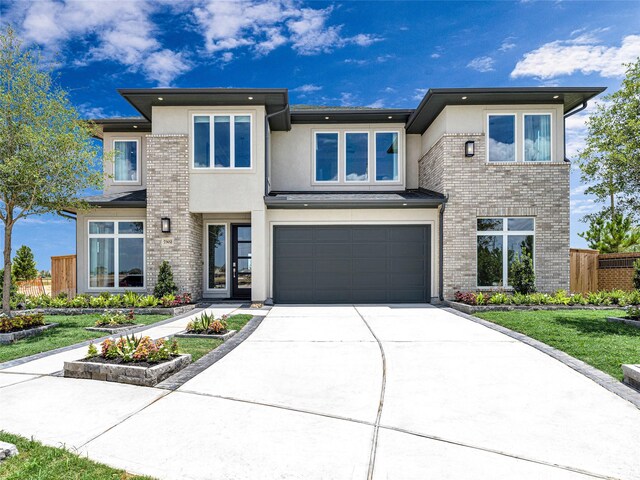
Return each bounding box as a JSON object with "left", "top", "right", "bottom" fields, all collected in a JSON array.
[
  {"left": 264, "top": 189, "right": 445, "bottom": 209},
  {"left": 291, "top": 109, "right": 414, "bottom": 124}
]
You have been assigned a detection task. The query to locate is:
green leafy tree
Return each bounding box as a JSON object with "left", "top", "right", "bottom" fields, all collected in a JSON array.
[
  {"left": 579, "top": 214, "right": 640, "bottom": 253},
  {"left": 509, "top": 251, "right": 536, "bottom": 294},
  {"left": 0, "top": 268, "right": 17, "bottom": 299},
  {"left": 12, "top": 245, "right": 37, "bottom": 281},
  {"left": 577, "top": 58, "right": 640, "bottom": 223},
  {"left": 633, "top": 259, "right": 640, "bottom": 291},
  {"left": 154, "top": 261, "right": 178, "bottom": 297},
  {"left": 0, "top": 28, "right": 102, "bottom": 314}
]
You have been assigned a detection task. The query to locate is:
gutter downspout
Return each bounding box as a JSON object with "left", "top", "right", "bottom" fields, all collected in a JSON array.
[
  {"left": 439, "top": 198, "right": 447, "bottom": 302},
  {"left": 563, "top": 101, "right": 588, "bottom": 162},
  {"left": 264, "top": 105, "right": 290, "bottom": 196}
]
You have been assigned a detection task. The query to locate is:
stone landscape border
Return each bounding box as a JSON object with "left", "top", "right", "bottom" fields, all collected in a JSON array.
[
  {"left": 0, "top": 323, "right": 58, "bottom": 345},
  {"left": 175, "top": 329, "right": 237, "bottom": 341},
  {"left": 606, "top": 316, "right": 640, "bottom": 328},
  {"left": 14, "top": 304, "right": 197, "bottom": 316},
  {"left": 446, "top": 300, "right": 624, "bottom": 315},
  {"left": 157, "top": 315, "right": 263, "bottom": 390},
  {"left": 444, "top": 307, "right": 640, "bottom": 409},
  {"left": 64, "top": 354, "right": 192, "bottom": 387},
  {"left": 0, "top": 441, "right": 18, "bottom": 462},
  {"left": 622, "top": 365, "right": 640, "bottom": 391},
  {"left": 85, "top": 324, "right": 146, "bottom": 334}
]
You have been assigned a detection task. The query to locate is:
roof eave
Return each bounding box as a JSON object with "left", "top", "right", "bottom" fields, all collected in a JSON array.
[{"left": 263, "top": 197, "right": 443, "bottom": 209}]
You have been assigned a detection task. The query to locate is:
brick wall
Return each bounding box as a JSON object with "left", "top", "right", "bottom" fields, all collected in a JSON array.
[
  {"left": 419, "top": 133, "right": 571, "bottom": 299},
  {"left": 145, "top": 135, "right": 203, "bottom": 299},
  {"left": 597, "top": 252, "right": 640, "bottom": 291}
]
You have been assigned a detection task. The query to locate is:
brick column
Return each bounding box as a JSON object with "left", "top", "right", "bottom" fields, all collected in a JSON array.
[{"left": 145, "top": 135, "right": 203, "bottom": 299}]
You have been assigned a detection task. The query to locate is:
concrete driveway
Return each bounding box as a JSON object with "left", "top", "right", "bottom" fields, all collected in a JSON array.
[{"left": 1, "top": 305, "right": 639, "bottom": 479}]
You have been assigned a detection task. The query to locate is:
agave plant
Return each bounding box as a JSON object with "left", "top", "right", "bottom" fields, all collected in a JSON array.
[{"left": 186, "top": 312, "right": 228, "bottom": 334}]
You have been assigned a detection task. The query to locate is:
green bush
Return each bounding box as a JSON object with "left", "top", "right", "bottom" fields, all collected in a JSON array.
[
  {"left": 154, "top": 261, "right": 177, "bottom": 298},
  {"left": 453, "top": 289, "right": 640, "bottom": 307},
  {"left": 509, "top": 252, "right": 536, "bottom": 294},
  {"left": 634, "top": 258, "right": 640, "bottom": 290},
  {"left": 0, "top": 312, "right": 45, "bottom": 333}
]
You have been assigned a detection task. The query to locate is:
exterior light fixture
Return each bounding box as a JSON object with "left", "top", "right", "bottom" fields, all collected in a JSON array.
[
  {"left": 553, "top": 95, "right": 559, "bottom": 99},
  {"left": 133, "top": 125, "right": 138, "bottom": 129},
  {"left": 161, "top": 217, "right": 171, "bottom": 233},
  {"left": 388, "top": 116, "right": 393, "bottom": 119},
  {"left": 461, "top": 96, "right": 467, "bottom": 100},
  {"left": 402, "top": 203, "right": 408, "bottom": 206},
  {"left": 465, "top": 140, "right": 475, "bottom": 157},
  {"left": 303, "top": 204, "right": 309, "bottom": 207},
  {"left": 248, "top": 96, "right": 254, "bottom": 100},
  {"left": 157, "top": 97, "right": 164, "bottom": 101},
  {"left": 325, "top": 116, "right": 330, "bottom": 120}
]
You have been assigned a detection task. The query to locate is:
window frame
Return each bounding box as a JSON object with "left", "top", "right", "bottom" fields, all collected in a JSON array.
[
  {"left": 344, "top": 130, "right": 370, "bottom": 183},
  {"left": 87, "top": 219, "right": 146, "bottom": 291},
  {"left": 191, "top": 113, "right": 253, "bottom": 170},
  {"left": 522, "top": 112, "right": 553, "bottom": 163},
  {"left": 112, "top": 138, "right": 140, "bottom": 184},
  {"left": 313, "top": 130, "right": 341, "bottom": 184},
  {"left": 486, "top": 114, "right": 517, "bottom": 163},
  {"left": 373, "top": 131, "right": 401, "bottom": 183},
  {"left": 205, "top": 223, "right": 229, "bottom": 292},
  {"left": 476, "top": 217, "right": 535, "bottom": 289}
]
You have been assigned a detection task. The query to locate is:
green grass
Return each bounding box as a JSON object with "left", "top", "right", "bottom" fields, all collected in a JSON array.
[
  {"left": 475, "top": 309, "right": 640, "bottom": 380},
  {"left": 178, "top": 313, "right": 253, "bottom": 362},
  {"left": 0, "top": 432, "right": 155, "bottom": 480},
  {"left": 0, "top": 314, "right": 170, "bottom": 364}
]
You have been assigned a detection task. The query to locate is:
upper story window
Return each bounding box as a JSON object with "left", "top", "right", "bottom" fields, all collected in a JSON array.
[
  {"left": 113, "top": 139, "right": 139, "bottom": 182},
  {"left": 487, "top": 112, "right": 553, "bottom": 163},
  {"left": 193, "top": 114, "right": 252, "bottom": 169},
  {"left": 314, "top": 130, "right": 401, "bottom": 184}
]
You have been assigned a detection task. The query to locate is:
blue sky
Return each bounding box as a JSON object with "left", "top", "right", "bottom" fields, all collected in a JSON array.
[{"left": 1, "top": 0, "right": 639, "bottom": 270}]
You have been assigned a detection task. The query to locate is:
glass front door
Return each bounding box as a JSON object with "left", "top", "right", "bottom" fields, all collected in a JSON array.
[{"left": 232, "top": 225, "right": 251, "bottom": 298}]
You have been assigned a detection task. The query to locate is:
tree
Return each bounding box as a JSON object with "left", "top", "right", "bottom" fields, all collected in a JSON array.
[
  {"left": 579, "top": 213, "right": 640, "bottom": 253},
  {"left": 0, "top": 27, "right": 102, "bottom": 314},
  {"left": 510, "top": 251, "right": 536, "bottom": 294},
  {"left": 577, "top": 58, "right": 640, "bottom": 223},
  {"left": 154, "top": 261, "right": 178, "bottom": 297},
  {"left": 0, "top": 268, "right": 17, "bottom": 300},
  {"left": 12, "top": 245, "right": 37, "bottom": 281}
]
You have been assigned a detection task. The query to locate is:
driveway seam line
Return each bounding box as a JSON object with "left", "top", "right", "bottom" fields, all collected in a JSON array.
[
  {"left": 443, "top": 307, "right": 640, "bottom": 410},
  {"left": 0, "top": 373, "right": 46, "bottom": 390},
  {"left": 354, "top": 306, "right": 387, "bottom": 480}
]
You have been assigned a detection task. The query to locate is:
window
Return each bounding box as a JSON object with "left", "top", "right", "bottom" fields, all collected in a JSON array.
[
  {"left": 487, "top": 115, "right": 516, "bottom": 162},
  {"left": 524, "top": 114, "right": 551, "bottom": 162},
  {"left": 207, "top": 225, "right": 226, "bottom": 289},
  {"left": 345, "top": 132, "right": 369, "bottom": 182},
  {"left": 375, "top": 132, "right": 399, "bottom": 181},
  {"left": 113, "top": 140, "right": 139, "bottom": 182},
  {"left": 89, "top": 221, "right": 144, "bottom": 289},
  {"left": 315, "top": 132, "right": 339, "bottom": 182},
  {"left": 477, "top": 217, "right": 534, "bottom": 288},
  {"left": 193, "top": 114, "right": 252, "bottom": 169}
]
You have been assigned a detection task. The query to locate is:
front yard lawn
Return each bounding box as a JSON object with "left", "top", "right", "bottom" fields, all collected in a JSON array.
[
  {"left": 0, "top": 432, "right": 155, "bottom": 480},
  {"left": 0, "top": 314, "right": 170, "bottom": 364},
  {"left": 475, "top": 309, "right": 640, "bottom": 380},
  {"left": 178, "top": 313, "right": 253, "bottom": 362}
]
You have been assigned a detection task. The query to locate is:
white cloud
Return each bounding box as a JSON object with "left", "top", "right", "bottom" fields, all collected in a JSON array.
[
  {"left": 467, "top": 56, "right": 495, "bottom": 72},
  {"left": 7, "top": 0, "right": 190, "bottom": 85},
  {"left": 499, "top": 38, "right": 516, "bottom": 52},
  {"left": 339, "top": 92, "right": 355, "bottom": 106},
  {"left": 292, "top": 84, "right": 323, "bottom": 94},
  {"left": 511, "top": 34, "right": 640, "bottom": 79},
  {"left": 344, "top": 54, "right": 393, "bottom": 66},
  {"left": 192, "top": 1, "right": 381, "bottom": 57},
  {"left": 366, "top": 99, "right": 385, "bottom": 108},
  {"left": 430, "top": 53, "right": 441, "bottom": 59},
  {"left": 570, "top": 198, "right": 599, "bottom": 215},
  {"left": 413, "top": 88, "right": 428, "bottom": 101}
]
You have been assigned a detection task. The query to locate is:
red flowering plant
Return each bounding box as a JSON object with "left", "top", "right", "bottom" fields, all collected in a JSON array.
[
  {"left": 88, "top": 335, "right": 180, "bottom": 363},
  {"left": 0, "top": 312, "right": 46, "bottom": 333}
]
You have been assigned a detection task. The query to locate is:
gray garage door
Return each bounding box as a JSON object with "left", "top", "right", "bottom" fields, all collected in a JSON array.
[{"left": 273, "top": 225, "right": 431, "bottom": 304}]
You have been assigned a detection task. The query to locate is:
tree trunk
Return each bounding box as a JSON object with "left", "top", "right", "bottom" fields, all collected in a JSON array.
[
  {"left": 610, "top": 191, "right": 616, "bottom": 222},
  {"left": 3, "top": 220, "right": 12, "bottom": 315}
]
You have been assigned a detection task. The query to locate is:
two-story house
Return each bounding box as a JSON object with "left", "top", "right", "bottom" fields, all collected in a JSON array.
[{"left": 72, "top": 86, "right": 605, "bottom": 303}]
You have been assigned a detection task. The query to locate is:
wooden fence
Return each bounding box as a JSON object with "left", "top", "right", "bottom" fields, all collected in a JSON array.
[
  {"left": 17, "top": 277, "right": 47, "bottom": 297},
  {"left": 570, "top": 248, "right": 599, "bottom": 294},
  {"left": 51, "top": 254, "right": 76, "bottom": 298}
]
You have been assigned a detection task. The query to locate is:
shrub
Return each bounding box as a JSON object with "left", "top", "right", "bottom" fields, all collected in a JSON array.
[
  {"left": 89, "top": 334, "right": 179, "bottom": 363},
  {"left": 626, "top": 305, "right": 640, "bottom": 319},
  {"left": 186, "top": 312, "right": 228, "bottom": 334},
  {"left": 509, "top": 252, "right": 536, "bottom": 294},
  {"left": 154, "top": 261, "right": 177, "bottom": 298},
  {"left": 95, "top": 310, "right": 134, "bottom": 327},
  {"left": 454, "top": 291, "right": 477, "bottom": 305},
  {"left": 0, "top": 312, "right": 45, "bottom": 333},
  {"left": 634, "top": 259, "right": 640, "bottom": 290}
]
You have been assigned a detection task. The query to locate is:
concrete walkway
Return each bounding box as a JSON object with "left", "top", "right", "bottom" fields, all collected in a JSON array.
[{"left": 1, "top": 305, "right": 639, "bottom": 479}]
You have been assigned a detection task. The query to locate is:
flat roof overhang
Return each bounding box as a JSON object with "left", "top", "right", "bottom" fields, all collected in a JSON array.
[
  {"left": 405, "top": 87, "right": 607, "bottom": 134},
  {"left": 291, "top": 109, "right": 414, "bottom": 124},
  {"left": 264, "top": 190, "right": 445, "bottom": 209},
  {"left": 118, "top": 88, "right": 291, "bottom": 131},
  {"left": 89, "top": 117, "right": 151, "bottom": 139}
]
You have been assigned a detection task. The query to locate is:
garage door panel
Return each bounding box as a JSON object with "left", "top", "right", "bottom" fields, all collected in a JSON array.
[{"left": 273, "top": 225, "right": 430, "bottom": 304}]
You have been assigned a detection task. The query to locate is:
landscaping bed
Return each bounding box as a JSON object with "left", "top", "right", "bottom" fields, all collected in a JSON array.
[
  {"left": 0, "top": 432, "right": 155, "bottom": 479},
  {"left": 84, "top": 310, "right": 145, "bottom": 333},
  {"left": 0, "top": 314, "right": 170, "bottom": 364},
  {"left": 0, "top": 312, "right": 59, "bottom": 345},
  {"left": 474, "top": 309, "right": 639, "bottom": 380},
  {"left": 174, "top": 312, "right": 248, "bottom": 341}
]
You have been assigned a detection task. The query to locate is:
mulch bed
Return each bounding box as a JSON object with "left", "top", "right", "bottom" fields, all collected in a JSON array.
[
  {"left": 79, "top": 355, "right": 179, "bottom": 369},
  {"left": 93, "top": 323, "right": 137, "bottom": 328}
]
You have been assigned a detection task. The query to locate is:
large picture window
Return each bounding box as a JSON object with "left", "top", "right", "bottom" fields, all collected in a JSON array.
[
  {"left": 193, "top": 114, "right": 252, "bottom": 169},
  {"left": 524, "top": 114, "right": 551, "bottom": 162},
  {"left": 477, "top": 217, "right": 534, "bottom": 288},
  {"left": 113, "top": 140, "right": 139, "bottom": 182},
  {"left": 89, "top": 221, "right": 144, "bottom": 289}
]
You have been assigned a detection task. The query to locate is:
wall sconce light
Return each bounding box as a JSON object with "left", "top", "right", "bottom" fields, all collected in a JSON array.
[
  {"left": 465, "top": 140, "right": 475, "bottom": 157},
  {"left": 161, "top": 217, "right": 171, "bottom": 233}
]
